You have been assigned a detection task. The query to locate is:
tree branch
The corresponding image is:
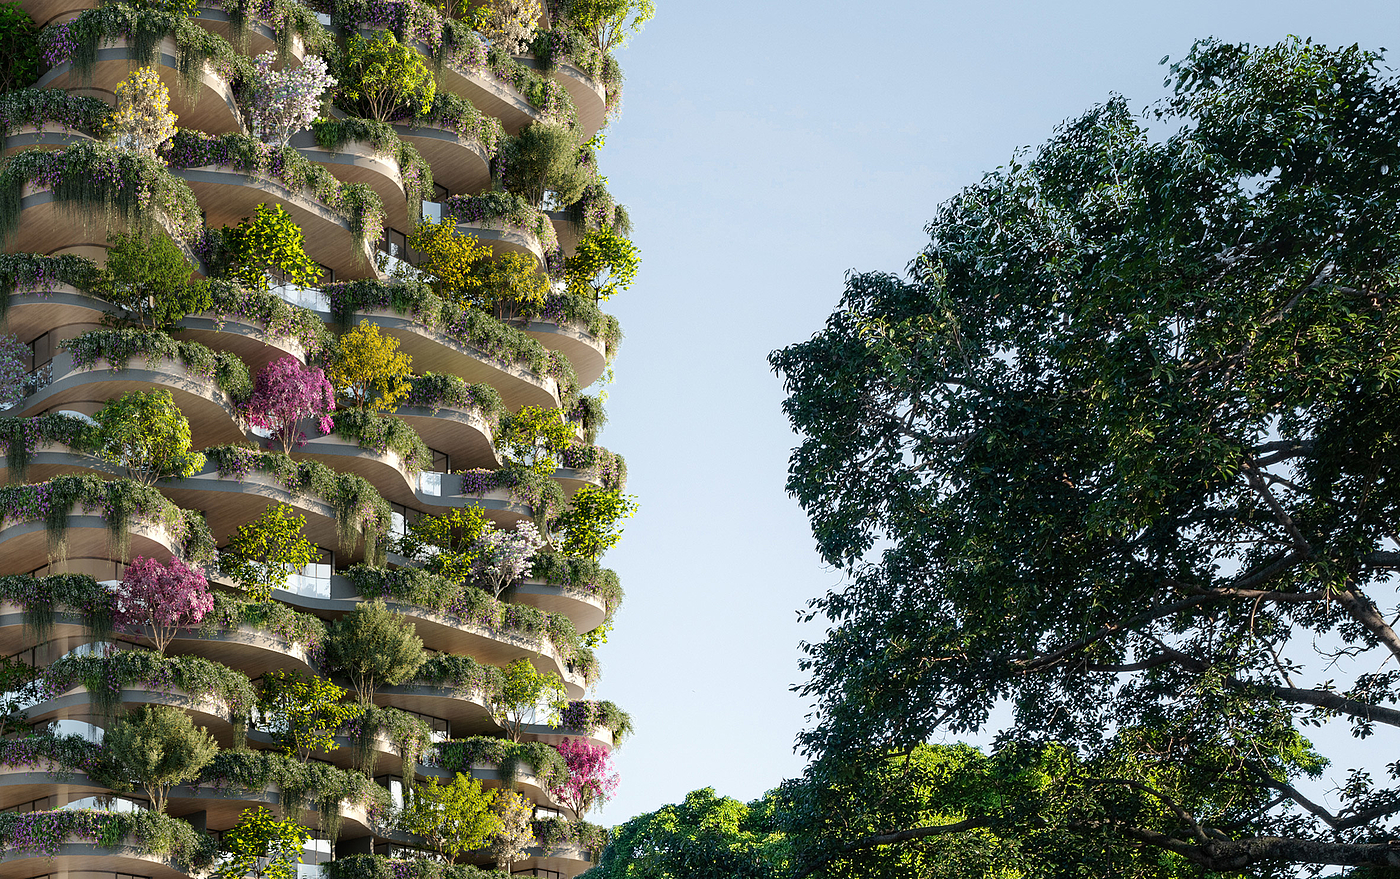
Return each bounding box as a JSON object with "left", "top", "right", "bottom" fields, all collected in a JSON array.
[{"left": 793, "top": 817, "right": 991, "bottom": 879}]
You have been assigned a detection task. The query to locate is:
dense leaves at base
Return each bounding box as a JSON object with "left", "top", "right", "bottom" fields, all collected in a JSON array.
[{"left": 770, "top": 38, "right": 1400, "bottom": 875}]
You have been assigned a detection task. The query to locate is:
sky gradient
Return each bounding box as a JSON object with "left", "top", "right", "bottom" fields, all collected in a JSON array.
[{"left": 585, "top": 0, "right": 1398, "bottom": 824}]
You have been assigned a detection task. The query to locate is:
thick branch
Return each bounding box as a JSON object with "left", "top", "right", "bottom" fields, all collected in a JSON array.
[
  {"left": 794, "top": 817, "right": 990, "bottom": 879},
  {"left": 1335, "top": 588, "right": 1400, "bottom": 663}
]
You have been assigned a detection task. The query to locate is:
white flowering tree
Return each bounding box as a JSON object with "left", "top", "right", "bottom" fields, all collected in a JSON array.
[
  {"left": 472, "top": 521, "right": 543, "bottom": 598},
  {"left": 103, "top": 67, "right": 177, "bottom": 154},
  {"left": 245, "top": 53, "right": 336, "bottom": 149}
]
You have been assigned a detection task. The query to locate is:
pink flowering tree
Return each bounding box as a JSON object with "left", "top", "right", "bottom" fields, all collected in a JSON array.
[
  {"left": 549, "top": 737, "right": 618, "bottom": 818},
  {"left": 245, "top": 52, "right": 337, "bottom": 149},
  {"left": 471, "top": 520, "right": 543, "bottom": 598},
  {"left": 115, "top": 556, "right": 216, "bottom": 654},
  {"left": 244, "top": 356, "right": 336, "bottom": 453}
]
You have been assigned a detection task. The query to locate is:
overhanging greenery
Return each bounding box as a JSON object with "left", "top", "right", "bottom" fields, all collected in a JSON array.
[{"left": 59, "top": 327, "right": 253, "bottom": 403}]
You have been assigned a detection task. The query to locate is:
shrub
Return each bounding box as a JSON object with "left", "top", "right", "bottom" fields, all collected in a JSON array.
[
  {"left": 565, "top": 0, "right": 653, "bottom": 53},
  {"left": 404, "top": 773, "right": 500, "bottom": 860},
  {"left": 565, "top": 227, "right": 638, "bottom": 302},
  {"left": 559, "top": 700, "right": 632, "bottom": 743},
  {"left": 60, "top": 328, "right": 253, "bottom": 404},
  {"left": 499, "top": 405, "right": 575, "bottom": 475},
  {"left": 0, "top": 808, "right": 217, "bottom": 865},
  {"left": 392, "top": 505, "right": 490, "bottom": 583},
  {"left": 257, "top": 671, "right": 363, "bottom": 761},
  {"left": 331, "top": 409, "right": 432, "bottom": 471},
  {"left": 498, "top": 122, "right": 590, "bottom": 207},
  {"left": 114, "top": 555, "right": 215, "bottom": 654},
  {"left": 556, "top": 485, "right": 636, "bottom": 561},
  {"left": 0, "top": 3, "right": 38, "bottom": 93},
  {"left": 215, "top": 807, "right": 310, "bottom": 879},
  {"left": 489, "top": 658, "right": 565, "bottom": 742},
  {"left": 92, "top": 389, "right": 205, "bottom": 484},
  {"left": 0, "top": 332, "right": 26, "bottom": 408},
  {"left": 224, "top": 203, "right": 323, "bottom": 292},
  {"left": 38, "top": 649, "right": 257, "bottom": 724}
]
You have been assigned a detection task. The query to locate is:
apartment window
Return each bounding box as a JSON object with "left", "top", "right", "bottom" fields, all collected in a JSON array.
[
  {"left": 513, "top": 870, "right": 562, "bottom": 879},
  {"left": 390, "top": 503, "right": 422, "bottom": 538},
  {"left": 27, "top": 330, "right": 54, "bottom": 372},
  {"left": 429, "top": 447, "right": 449, "bottom": 472}
]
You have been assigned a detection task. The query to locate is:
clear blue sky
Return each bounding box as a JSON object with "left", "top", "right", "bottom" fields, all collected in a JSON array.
[{"left": 585, "top": 0, "right": 1399, "bottom": 824}]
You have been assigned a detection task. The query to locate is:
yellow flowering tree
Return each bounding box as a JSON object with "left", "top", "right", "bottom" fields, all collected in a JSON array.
[
  {"left": 326, "top": 319, "right": 412, "bottom": 412},
  {"left": 103, "top": 67, "right": 176, "bottom": 154},
  {"left": 407, "top": 220, "right": 492, "bottom": 303}
]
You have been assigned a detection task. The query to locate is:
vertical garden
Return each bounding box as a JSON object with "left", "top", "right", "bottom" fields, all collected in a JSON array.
[{"left": 0, "top": 0, "right": 647, "bottom": 877}]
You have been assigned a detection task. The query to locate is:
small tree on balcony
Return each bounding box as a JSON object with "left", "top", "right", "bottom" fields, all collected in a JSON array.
[
  {"left": 406, "top": 219, "right": 491, "bottom": 302},
  {"left": 488, "top": 657, "right": 565, "bottom": 741},
  {"left": 91, "top": 704, "right": 218, "bottom": 814},
  {"left": 565, "top": 227, "right": 639, "bottom": 302},
  {"left": 472, "top": 521, "right": 543, "bottom": 598},
  {"left": 500, "top": 122, "right": 591, "bottom": 208},
  {"left": 246, "top": 52, "right": 337, "bottom": 149},
  {"left": 499, "top": 405, "right": 575, "bottom": 475},
  {"left": 550, "top": 736, "right": 618, "bottom": 818},
  {"left": 567, "top": 0, "right": 654, "bottom": 53},
  {"left": 244, "top": 356, "right": 336, "bottom": 453},
  {"left": 103, "top": 66, "right": 177, "bottom": 154},
  {"left": 93, "top": 390, "right": 205, "bottom": 485},
  {"left": 339, "top": 32, "right": 436, "bottom": 122},
  {"left": 555, "top": 485, "right": 636, "bottom": 561},
  {"left": 324, "top": 598, "right": 425, "bottom": 705},
  {"left": 394, "top": 505, "right": 490, "bottom": 584},
  {"left": 0, "top": 4, "right": 41, "bottom": 94},
  {"left": 113, "top": 554, "right": 216, "bottom": 654},
  {"left": 257, "top": 670, "right": 363, "bottom": 761},
  {"left": 224, "top": 204, "right": 323, "bottom": 292},
  {"left": 93, "top": 232, "right": 206, "bottom": 330},
  {"left": 405, "top": 772, "right": 501, "bottom": 860},
  {"left": 220, "top": 503, "right": 319, "bottom": 603},
  {"left": 325, "top": 319, "right": 412, "bottom": 413},
  {"left": 481, "top": 0, "right": 541, "bottom": 55},
  {"left": 215, "top": 807, "right": 312, "bottom": 879},
  {"left": 490, "top": 788, "right": 535, "bottom": 872}
]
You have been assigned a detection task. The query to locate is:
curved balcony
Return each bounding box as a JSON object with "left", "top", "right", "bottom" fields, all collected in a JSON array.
[
  {"left": 324, "top": 308, "right": 560, "bottom": 411},
  {"left": 167, "top": 780, "right": 376, "bottom": 839},
  {"left": 0, "top": 511, "right": 186, "bottom": 573},
  {"left": 294, "top": 432, "right": 531, "bottom": 528},
  {"left": 36, "top": 37, "right": 241, "bottom": 135},
  {"left": 190, "top": 1, "right": 309, "bottom": 65},
  {"left": 163, "top": 623, "right": 317, "bottom": 679},
  {"left": 372, "top": 682, "right": 497, "bottom": 739},
  {"left": 9, "top": 183, "right": 190, "bottom": 260},
  {"left": 25, "top": 686, "right": 242, "bottom": 747},
  {"left": 169, "top": 164, "right": 380, "bottom": 281},
  {"left": 423, "top": 200, "right": 546, "bottom": 267},
  {"left": 0, "top": 835, "right": 196, "bottom": 879},
  {"left": 391, "top": 120, "right": 491, "bottom": 195},
  {"left": 519, "top": 722, "right": 615, "bottom": 753},
  {"left": 4, "top": 284, "right": 104, "bottom": 345},
  {"left": 513, "top": 579, "right": 608, "bottom": 634},
  {"left": 19, "top": 0, "right": 91, "bottom": 27},
  {"left": 289, "top": 131, "right": 410, "bottom": 232},
  {"left": 0, "top": 123, "right": 94, "bottom": 158},
  {"left": 421, "top": 760, "right": 566, "bottom": 812},
  {"left": 517, "top": 55, "right": 608, "bottom": 142},
  {"left": 513, "top": 843, "right": 596, "bottom": 876},
  {"left": 394, "top": 403, "right": 498, "bottom": 470},
  {"left": 157, "top": 464, "right": 344, "bottom": 553},
  {"left": 16, "top": 351, "right": 245, "bottom": 448},
  {"left": 419, "top": 49, "right": 538, "bottom": 136},
  {"left": 174, "top": 313, "right": 312, "bottom": 375}
]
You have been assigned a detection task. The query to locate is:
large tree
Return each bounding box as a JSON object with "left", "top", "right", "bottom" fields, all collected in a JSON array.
[{"left": 770, "top": 38, "right": 1400, "bottom": 875}]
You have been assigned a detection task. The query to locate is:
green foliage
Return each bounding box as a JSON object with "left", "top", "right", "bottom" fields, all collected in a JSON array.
[
  {"left": 327, "top": 319, "right": 413, "bottom": 412},
  {"left": 90, "top": 231, "right": 204, "bottom": 330},
  {"left": 258, "top": 671, "right": 364, "bottom": 761},
  {"left": 89, "top": 705, "right": 218, "bottom": 814},
  {"left": 402, "top": 373, "right": 506, "bottom": 427},
  {"left": 311, "top": 117, "right": 435, "bottom": 217},
  {"left": 415, "top": 650, "right": 505, "bottom": 700},
  {"left": 556, "top": 485, "right": 636, "bottom": 560},
  {"left": 561, "top": 0, "right": 652, "bottom": 53},
  {"left": 499, "top": 404, "right": 575, "bottom": 475},
  {"left": 559, "top": 699, "right": 632, "bottom": 743},
  {"left": 325, "top": 598, "right": 425, "bottom": 704},
  {"left": 92, "top": 389, "right": 205, "bottom": 485},
  {"left": 215, "top": 807, "right": 311, "bottom": 879},
  {"left": 0, "top": 89, "right": 110, "bottom": 140},
  {"left": 500, "top": 122, "right": 590, "bottom": 207},
  {"left": 223, "top": 203, "right": 323, "bottom": 291},
  {"left": 326, "top": 855, "right": 506, "bottom": 879},
  {"left": 339, "top": 31, "right": 436, "bottom": 121},
  {"left": 0, "top": 473, "right": 215, "bottom": 564},
  {"left": 347, "top": 704, "right": 436, "bottom": 779},
  {"left": 568, "top": 394, "right": 607, "bottom": 444},
  {"left": 60, "top": 328, "right": 253, "bottom": 403},
  {"left": 322, "top": 279, "right": 581, "bottom": 403},
  {"left": 0, "top": 729, "right": 102, "bottom": 773},
  {"left": 565, "top": 228, "right": 639, "bottom": 302},
  {"left": 413, "top": 91, "right": 506, "bottom": 155},
  {"left": 40, "top": 649, "right": 257, "bottom": 724},
  {"left": 534, "top": 816, "right": 608, "bottom": 857},
  {"left": 390, "top": 506, "right": 489, "bottom": 582},
  {"left": 0, "top": 808, "right": 217, "bottom": 866},
  {"left": 528, "top": 549, "right": 623, "bottom": 613},
  {"left": 489, "top": 788, "right": 534, "bottom": 871},
  {"left": 220, "top": 503, "right": 318, "bottom": 602},
  {"left": 203, "top": 446, "right": 393, "bottom": 562},
  {"left": 489, "top": 657, "right": 565, "bottom": 742},
  {"left": 196, "top": 589, "right": 326, "bottom": 653},
  {"left": 200, "top": 748, "right": 390, "bottom": 840},
  {"left": 404, "top": 772, "right": 501, "bottom": 860},
  {"left": 0, "top": 142, "right": 203, "bottom": 246},
  {"left": 583, "top": 787, "right": 788, "bottom": 879},
  {"left": 202, "top": 278, "right": 335, "bottom": 356},
  {"left": 0, "top": 411, "right": 100, "bottom": 484},
  {"left": 0, "top": 4, "right": 40, "bottom": 93},
  {"left": 332, "top": 409, "right": 433, "bottom": 472},
  {"left": 0, "top": 571, "right": 116, "bottom": 641},
  {"left": 218, "top": 0, "right": 333, "bottom": 58},
  {"left": 435, "top": 736, "right": 569, "bottom": 790},
  {"left": 769, "top": 38, "right": 1400, "bottom": 874}
]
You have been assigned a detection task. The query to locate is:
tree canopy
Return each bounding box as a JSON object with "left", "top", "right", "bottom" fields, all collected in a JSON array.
[{"left": 770, "top": 38, "right": 1400, "bottom": 875}]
